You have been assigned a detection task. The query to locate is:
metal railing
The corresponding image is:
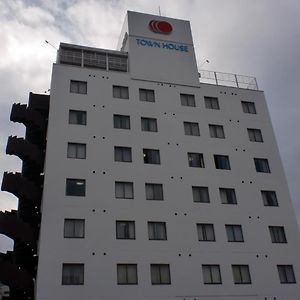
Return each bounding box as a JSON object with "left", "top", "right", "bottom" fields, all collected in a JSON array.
[
  {"left": 57, "top": 44, "right": 128, "bottom": 73},
  {"left": 198, "top": 70, "right": 258, "bottom": 90}
]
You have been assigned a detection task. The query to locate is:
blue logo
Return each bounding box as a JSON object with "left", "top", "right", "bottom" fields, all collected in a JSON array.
[{"left": 136, "top": 38, "right": 188, "bottom": 52}]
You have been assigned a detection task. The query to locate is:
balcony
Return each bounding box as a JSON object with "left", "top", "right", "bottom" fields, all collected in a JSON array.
[
  {"left": 57, "top": 43, "right": 128, "bottom": 72},
  {"left": 198, "top": 69, "right": 259, "bottom": 90}
]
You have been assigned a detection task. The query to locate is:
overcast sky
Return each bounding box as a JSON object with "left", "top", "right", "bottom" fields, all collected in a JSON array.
[{"left": 1, "top": 0, "right": 300, "bottom": 252}]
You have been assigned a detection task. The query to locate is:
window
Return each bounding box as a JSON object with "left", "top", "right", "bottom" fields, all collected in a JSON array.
[
  {"left": 261, "top": 190, "right": 278, "bottom": 207},
  {"left": 209, "top": 124, "right": 225, "bottom": 138},
  {"left": 269, "top": 226, "right": 287, "bottom": 243},
  {"left": 202, "top": 265, "right": 222, "bottom": 284},
  {"left": 197, "top": 224, "right": 215, "bottom": 241},
  {"left": 219, "top": 188, "right": 237, "bottom": 204},
  {"left": 184, "top": 122, "right": 200, "bottom": 136},
  {"left": 145, "top": 183, "right": 164, "bottom": 200},
  {"left": 247, "top": 128, "right": 263, "bottom": 142},
  {"left": 277, "top": 265, "right": 296, "bottom": 284},
  {"left": 66, "top": 179, "right": 86, "bottom": 196},
  {"left": 232, "top": 265, "right": 251, "bottom": 284},
  {"left": 180, "top": 93, "right": 195, "bottom": 107},
  {"left": 70, "top": 80, "right": 87, "bottom": 94},
  {"left": 204, "top": 96, "right": 219, "bottom": 110},
  {"left": 64, "top": 219, "right": 85, "bottom": 238},
  {"left": 113, "top": 85, "right": 129, "bottom": 99},
  {"left": 67, "top": 143, "right": 86, "bottom": 159},
  {"left": 150, "top": 264, "right": 171, "bottom": 284},
  {"left": 116, "top": 221, "right": 135, "bottom": 239},
  {"left": 143, "top": 149, "right": 160, "bottom": 164},
  {"left": 117, "top": 264, "right": 138, "bottom": 285},
  {"left": 69, "top": 110, "right": 86, "bottom": 125},
  {"left": 192, "top": 186, "right": 210, "bottom": 203},
  {"left": 62, "top": 264, "right": 84, "bottom": 285},
  {"left": 115, "top": 181, "right": 134, "bottom": 199},
  {"left": 254, "top": 158, "right": 270, "bottom": 173},
  {"left": 114, "top": 146, "right": 132, "bottom": 162},
  {"left": 242, "top": 101, "right": 256, "bottom": 114},
  {"left": 139, "top": 88, "right": 155, "bottom": 102},
  {"left": 214, "top": 155, "right": 231, "bottom": 170},
  {"left": 188, "top": 152, "right": 205, "bottom": 168},
  {"left": 114, "top": 114, "right": 130, "bottom": 129},
  {"left": 148, "top": 222, "right": 167, "bottom": 240},
  {"left": 141, "top": 117, "right": 158, "bottom": 132},
  {"left": 226, "top": 225, "right": 244, "bottom": 242}
]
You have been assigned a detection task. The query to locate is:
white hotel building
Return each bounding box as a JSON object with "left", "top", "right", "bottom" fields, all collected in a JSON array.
[{"left": 1, "top": 10, "right": 300, "bottom": 300}]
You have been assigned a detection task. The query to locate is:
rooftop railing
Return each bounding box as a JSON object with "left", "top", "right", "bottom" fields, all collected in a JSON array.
[
  {"left": 57, "top": 44, "right": 128, "bottom": 72},
  {"left": 198, "top": 70, "right": 259, "bottom": 90}
]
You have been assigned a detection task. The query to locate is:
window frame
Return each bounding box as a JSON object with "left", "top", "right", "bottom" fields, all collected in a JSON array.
[
  {"left": 254, "top": 158, "right": 271, "bottom": 173},
  {"left": 117, "top": 264, "right": 138, "bottom": 285},
  {"left": 209, "top": 124, "right": 225, "bottom": 139},
  {"left": 62, "top": 263, "right": 84, "bottom": 285},
  {"left": 188, "top": 152, "right": 205, "bottom": 168},
  {"left": 115, "top": 181, "right": 134, "bottom": 199},
  {"left": 261, "top": 190, "right": 279, "bottom": 207},
  {"left": 141, "top": 117, "right": 158, "bottom": 132},
  {"left": 69, "top": 110, "right": 87, "bottom": 125},
  {"left": 197, "top": 223, "right": 215, "bottom": 242},
  {"left": 226, "top": 224, "right": 244, "bottom": 242},
  {"left": 148, "top": 222, "right": 167, "bottom": 240},
  {"left": 192, "top": 186, "right": 210, "bottom": 203},
  {"left": 114, "top": 146, "right": 132, "bottom": 162},
  {"left": 180, "top": 93, "right": 195, "bottom": 107},
  {"left": 247, "top": 128, "right": 263, "bottom": 142},
  {"left": 232, "top": 265, "right": 251, "bottom": 284},
  {"left": 145, "top": 183, "right": 164, "bottom": 200},
  {"left": 143, "top": 148, "right": 161, "bottom": 164},
  {"left": 70, "top": 80, "right": 87, "bottom": 94},
  {"left": 219, "top": 188, "right": 237, "bottom": 205},
  {"left": 277, "top": 265, "right": 296, "bottom": 284},
  {"left": 116, "top": 220, "right": 136, "bottom": 240},
  {"left": 202, "top": 264, "right": 222, "bottom": 284},
  {"left": 64, "top": 219, "right": 85, "bottom": 238},
  {"left": 269, "top": 226, "right": 287, "bottom": 243},
  {"left": 214, "top": 155, "right": 231, "bottom": 170},
  {"left": 66, "top": 178, "right": 86, "bottom": 197},
  {"left": 184, "top": 122, "right": 200, "bottom": 136},
  {"left": 242, "top": 101, "right": 256, "bottom": 114},
  {"left": 150, "top": 264, "right": 171, "bottom": 285},
  {"left": 67, "top": 142, "right": 86, "bottom": 159},
  {"left": 113, "top": 114, "right": 131, "bottom": 129},
  {"left": 204, "top": 96, "right": 219, "bottom": 110},
  {"left": 139, "top": 88, "right": 155, "bottom": 102},
  {"left": 113, "top": 85, "right": 129, "bottom": 99}
]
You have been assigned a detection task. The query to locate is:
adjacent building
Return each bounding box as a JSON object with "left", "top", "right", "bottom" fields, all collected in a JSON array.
[{"left": 1, "top": 10, "right": 300, "bottom": 300}]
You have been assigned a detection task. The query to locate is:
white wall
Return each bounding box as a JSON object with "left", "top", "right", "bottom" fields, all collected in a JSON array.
[{"left": 35, "top": 62, "right": 300, "bottom": 300}]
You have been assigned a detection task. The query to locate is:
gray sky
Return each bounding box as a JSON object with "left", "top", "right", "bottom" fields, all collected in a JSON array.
[{"left": 1, "top": 0, "right": 300, "bottom": 252}]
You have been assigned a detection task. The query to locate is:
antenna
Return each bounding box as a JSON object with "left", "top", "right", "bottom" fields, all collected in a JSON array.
[
  {"left": 158, "top": 6, "right": 162, "bottom": 16},
  {"left": 45, "top": 40, "right": 58, "bottom": 50},
  {"left": 199, "top": 59, "right": 210, "bottom": 68}
]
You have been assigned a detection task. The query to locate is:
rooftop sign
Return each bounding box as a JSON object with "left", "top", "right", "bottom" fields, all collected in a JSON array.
[{"left": 149, "top": 20, "right": 173, "bottom": 34}]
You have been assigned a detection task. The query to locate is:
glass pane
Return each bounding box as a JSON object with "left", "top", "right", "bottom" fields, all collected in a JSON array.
[
  {"left": 151, "top": 265, "right": 160, "bottom": 284},
  {"left": 117, "top": 265, "right": 127, "bottom": 284},
  {"left": 127, "top": 265, "right": 137, "bottom": 284},
  {"left": 67, "top": 144, "right": 76, "bottom": 158},
  {"left": 211, "top": 266, "right": 221, "bottom": 283},
  {"left": 160, "top": 265, "right": 170, "bottom": 284}
]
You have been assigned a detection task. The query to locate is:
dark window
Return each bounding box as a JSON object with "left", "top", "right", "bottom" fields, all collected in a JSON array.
[
  {"left": 219, "top": 188, "right": 237, "bottom": 204},
  {"left": 148, "top": 222, "right": 167, "bottom": 240},
  {"left": 226, "top": 225, "right": 244, "bottom": 242},
  {"left": 232, "top": 265, "right": 251, "bottom": 284},
  {"left": 254, "top": 158, "right": 270, "bottom": 173},
  {"left": 277, "top": 265, "right": 296, "bottom": 284},
  {"left": 180, "top": 93, "right": 195, "bottom": 107},
  {"left": 269, "top": 226, "right": 287, "bottom": 243},
  {"left": 192, "top": 186, "right": 210, "bottom": 203},
  {"left": 209, "top": 124, "right": 225, "bottom": 138},
  {"left": 64, "top": 219, "right": 85, "bottom": 238},
  {"left": 115, "top": 181, "right": 134, "bottom": 199},
  {"left": 188, "top": 152, "right": 205, "bottom": 168},
  {"left": 261, "top": 190, "right": 278, "bottom": 207},
  {"left": 214, "top": 155, "right": 231, "bottom": 170},
  {"left": 113, "top": 85, "right": 129, "bottom": 99},
  {"left": 242, "top": 101, "right": 256, "bottom": 114},
  {"left": 145, "top": 183, "right": 164, "bottom": 200},
  {"left": 117, "top": 264, "right": 138, "bottom": 285},
  {"left": 139, "top": 88, "right": 155, "bottom": 102},
  {"left": 150, "top": 264, "right": 171, "bottom": 284},
  {"left": 66, "top": 179, "right": 86, "bottom": 196},
  {"left": 204, "top": 96, "right": 219, "bottom": 110},
  {"left": 141, "top": 117, "right": 158, "bottom": 132},
  {"left": 202, "top": 265, "right": 222, "bottom": 284},
  {"left": 184, "top": 122, "right": 200, "bottom": 136},
  {"left": 197, "top": 224, "right": 215, "bottom": 241},
  {"left": 114, "top": 115, "right": 130, "bottom": 129},
  {"left": 248, "top": 128, "right": 263, "bottom": 142},
  {"left": 70, "top": 80, "right": 87, "bottom": 94},
  {"left": 116, "top": 221, "right": 135, "bottom": 239},
  {"left": 69, "top": 110, "right": 86, "bottom": 125},
  {"left": 114, "top": 146, "right": 132, "bottom": 162},
  {"left": 143, "top": 149, "right": 160, "bottom": 164},
  {"left": 67, "top": 143, "right": 86, "bottom": 159},
  {"left": 62, "top": 264, "right": 84, "bottom": 285}
]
